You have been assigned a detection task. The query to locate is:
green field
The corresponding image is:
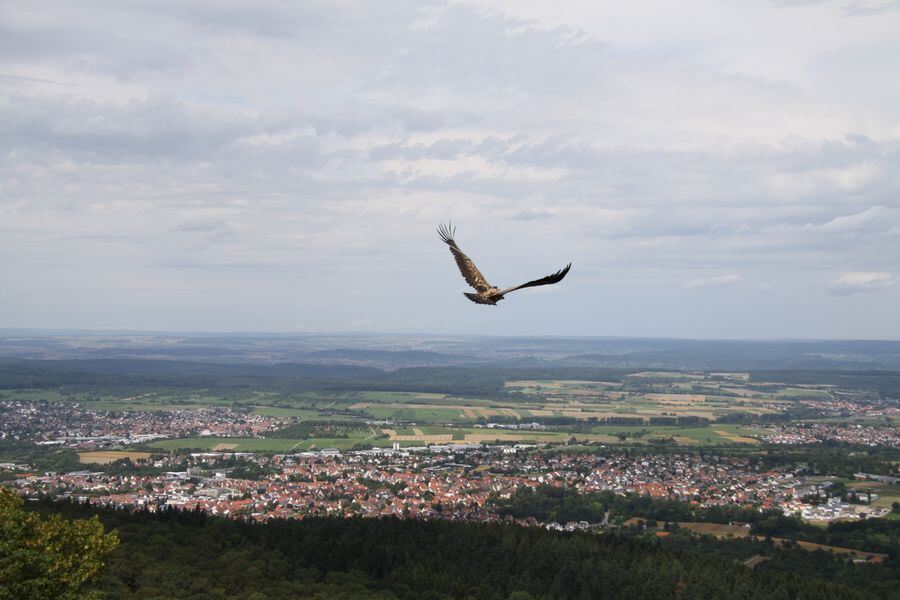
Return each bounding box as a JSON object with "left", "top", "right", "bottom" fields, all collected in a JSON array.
[
  {"left": 777, "top": 388, "right": 831, "bottom": 399},
  {"left": 503, "top": 377, "right": 788, "bottom": 423},
  {"left": 251, "top": 406, "right": 324, "bottom": 418},
  {"left": 0, "top": 389, "right": 72, "bottom": 402},
  {"left": 359, "top": 391, "right": 433, "bottom": 402},
  {"left": 365, "top": 406, "right": 469, "bottom": 422},
  {"left": 844, "top": 480, "right": 900, "bottom": 511},
  {"left": 587, "top": 424, "right": 758, "bottom": 446},
  {"left": 148, "top": 436, "right": 376, "bottom": 452},
  {"left": 0, "top": 388, "right": 234, "bottom": 411}
]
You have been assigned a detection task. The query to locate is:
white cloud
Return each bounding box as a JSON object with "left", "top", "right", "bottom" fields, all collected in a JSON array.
[
  {"left": 827, "top": 272, "right": 894, "bottom": 295},
  {"left": 1, "top": 1, "right": 899, "bottom": 337},
  {"left": 682, "top": 275, "right": 744, "bottom": 289}
]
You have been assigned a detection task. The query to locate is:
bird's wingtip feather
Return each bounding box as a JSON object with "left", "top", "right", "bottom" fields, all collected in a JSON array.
[{"left": 437, "top": 221, "right": 457, "bottom": 244}]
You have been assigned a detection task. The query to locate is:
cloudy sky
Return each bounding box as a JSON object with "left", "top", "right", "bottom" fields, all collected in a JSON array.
[{"left": 2, "top": 0, "right": 899, "bottom": 338}]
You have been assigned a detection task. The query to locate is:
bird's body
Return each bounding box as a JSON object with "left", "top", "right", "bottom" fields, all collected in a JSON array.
[
  {"left": 437, "top": 223, "right": 571, "bottom": 305},
  {"left": 464, "top": 290, "right": 503, "bottom": 305}
]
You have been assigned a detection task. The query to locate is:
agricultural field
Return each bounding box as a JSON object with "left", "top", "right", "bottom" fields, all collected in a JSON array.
[
  {"left": 844, "top": 480, "right": 900, "bottom": 511},
  {"left": 5, "top": 369, "right": 895, "bottom": 452},
  {"left": 587, "top": 424, "right": 759, "bottom": 446},
  {"left": 777, "top": 388, "right": 832, "bottom": 400},
  {"left": 0, "top": 387, "right": 373, "bottom": 417},
  {"left": 503, "top": 373, "right": 791, "bottom": 422},
  {"left": 669, "top": 522, "right": 888, "bottom": 561},
  {"left": 0, "top": 372, "right": 819, "bottom": 426},
  {"left": 78, "top": 450, "right": 153, "bottom": 464},
  {"left": 0, "top": 388, "right": 72, "bottom": 402},
  {"left": 363, "top": 405, "right": 474, "bottom": 423},
  {"left": 376, "top": 425, "right": 609, "bottom": 445},
  {"left": 251, "top": 406, "right": 324, "bottom": 418},
  {"left": 351, "top": 374, "right": 801, "bottom": 428},
  {"left": 148, "top": 436, "right": 374, "bottom": 452},
  {"left": 0, "top": 388, "right": 230, "bottom": 411}
]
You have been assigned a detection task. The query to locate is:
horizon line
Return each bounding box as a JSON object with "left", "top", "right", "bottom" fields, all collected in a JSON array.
[{"left": 1, "top": 327, "right": 899, "bottom": 344}]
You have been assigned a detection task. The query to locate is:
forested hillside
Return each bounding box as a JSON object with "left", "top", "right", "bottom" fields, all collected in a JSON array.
[{"left": 28, "top": 500, "right": 887, "bottom": 600}]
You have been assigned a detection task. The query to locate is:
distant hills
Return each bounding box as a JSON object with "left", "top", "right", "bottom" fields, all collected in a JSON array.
[{"left": 1, "top": 330, "right": 899, "bottom": 371}]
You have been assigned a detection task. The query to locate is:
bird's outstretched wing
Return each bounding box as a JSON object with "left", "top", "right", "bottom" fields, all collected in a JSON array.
[
  {"left": 499, "top": 263, "right": 571, "bottom": 296},
  {"left": 437, "top": 223, "right": 493, "bottom": 293}
]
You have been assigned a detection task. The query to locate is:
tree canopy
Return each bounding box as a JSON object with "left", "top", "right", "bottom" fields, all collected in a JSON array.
[{"left": 0, "top": 488, "right": 118, "bottom": 600}]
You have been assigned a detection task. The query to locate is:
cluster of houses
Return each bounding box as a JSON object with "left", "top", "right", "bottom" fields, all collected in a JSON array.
[
  {"left": 757, "top": 423, "right": 900, "bottom": 447},
  {"left": 0, "top": 399, "right": 285, "bottom": 447},
  {"left": 784, "top": 494, "right": 890, "bottom": 521},
  {"left": 6, "top": 445, "right": 890, "bottom": 525},
  {"left": 796, "top": 395, "right": 899, "bottom": 417},
  {"left": 3, "top": 395, "right": 897, "bottom": 527},
  {"left": 472, "top": 422, "right": 547, "bottom": 430}
]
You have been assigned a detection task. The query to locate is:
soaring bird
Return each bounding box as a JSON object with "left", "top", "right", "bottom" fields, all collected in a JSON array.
[{"left": 438, "top": 222, "right": 571, "bottom": 305}]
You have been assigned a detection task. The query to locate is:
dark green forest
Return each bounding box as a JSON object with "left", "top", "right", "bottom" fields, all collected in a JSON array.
[
  {"left": 498, "top": 485, "right": 900, "bottom": 554},
  {"left": 24, "top": 500, "right": 898, "bottom": 600},
  {"left": 494, "top": 486, "right": 900, "bottom": 598},
  {"left": 5, "top": 357, "right": 900, "bottom": 399},
  {"left": 0, "top": 357, "right": 636, "bottom": 397}
]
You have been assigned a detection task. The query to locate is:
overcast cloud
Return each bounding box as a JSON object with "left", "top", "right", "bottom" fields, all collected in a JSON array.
[{"left": 1, "top": 0, "right": 899, "bottom": 338}]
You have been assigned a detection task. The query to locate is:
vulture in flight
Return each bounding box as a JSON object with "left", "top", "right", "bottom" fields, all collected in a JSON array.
[{"left": 438, "top": 222, "right": 571, "bottom": 305}]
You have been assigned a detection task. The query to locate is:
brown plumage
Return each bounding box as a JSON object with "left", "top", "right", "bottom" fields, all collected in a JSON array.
[{"left": 437, "top": 222, "right": 571, "bottom": 306}]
